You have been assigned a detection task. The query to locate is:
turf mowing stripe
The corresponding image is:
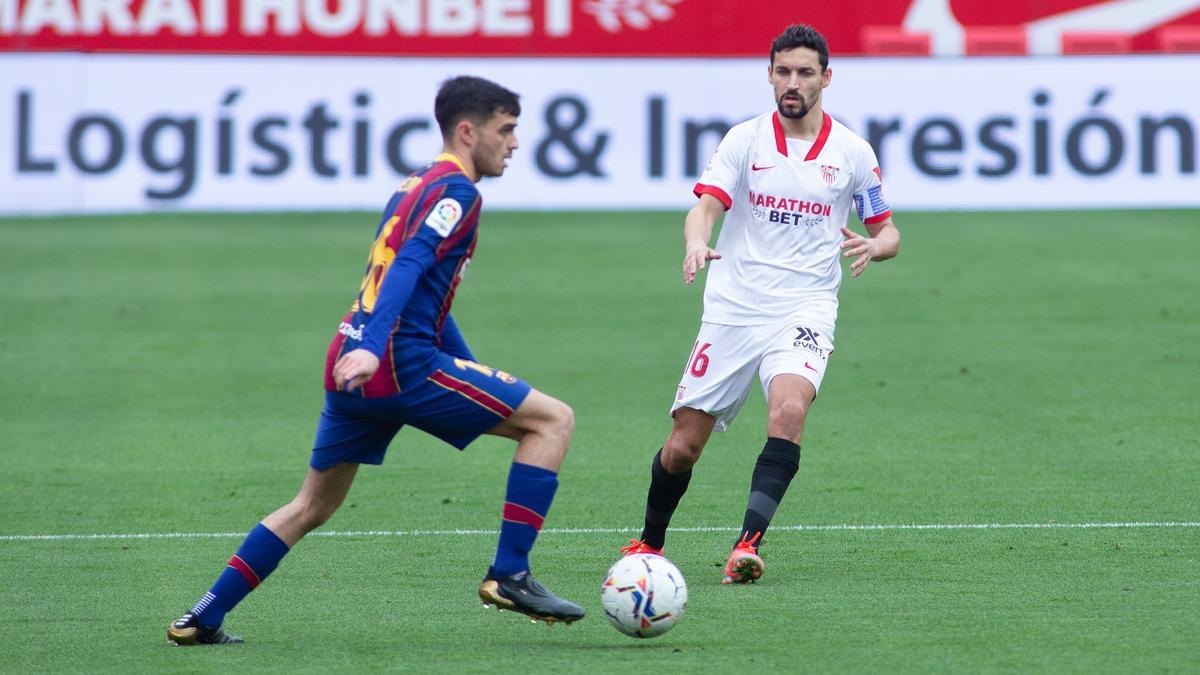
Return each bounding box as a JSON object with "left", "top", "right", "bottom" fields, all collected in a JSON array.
[{"left": 1, "top": 521, "right": 1197, "bottom": 542}]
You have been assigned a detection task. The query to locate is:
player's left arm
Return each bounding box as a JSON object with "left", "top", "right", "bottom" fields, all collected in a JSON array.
[
  {"left": 842, "top": 141, "right": 899, "bottom": 278},
  {"left": 840, "top": 218, "right": 899, "bottom": 278}
]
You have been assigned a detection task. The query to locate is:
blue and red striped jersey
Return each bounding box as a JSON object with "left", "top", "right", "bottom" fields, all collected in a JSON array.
[{"left": 324, "top": 153, "right": 481, "bottom": 396}]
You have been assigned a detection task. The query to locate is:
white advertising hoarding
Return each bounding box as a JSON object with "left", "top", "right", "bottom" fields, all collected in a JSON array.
[{"left": 1, "top": 53, "right": 1197, "bottom": 213}]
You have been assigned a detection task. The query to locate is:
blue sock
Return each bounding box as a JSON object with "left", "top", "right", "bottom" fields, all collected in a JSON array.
[
  {"left": 191, "top": 523, "right": 290, "bottom": 628},
  {"left": 492, "top": 463, "right": 558, "bottom": 577}
]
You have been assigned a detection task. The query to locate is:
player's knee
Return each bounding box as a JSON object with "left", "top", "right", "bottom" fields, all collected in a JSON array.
[
  {"left": 545, "top": 399, "right": 575, "bottom": 442},
  {"left": 662, "top": 435, "right": 702, "bottom": 471},
  {"left": 291, "top": 497, "right": 337, "bottom": 533},
  {"left": 768, "top": 397, "right": 809, "bottom": 429}
]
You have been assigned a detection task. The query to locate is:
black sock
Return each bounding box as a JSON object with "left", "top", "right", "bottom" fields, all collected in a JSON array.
[
  {"left": 737, "top": 437, "right": 800, "bottom": 550},
  {"left": 640, "top": 449, "right": 692, "bottom": 549}
]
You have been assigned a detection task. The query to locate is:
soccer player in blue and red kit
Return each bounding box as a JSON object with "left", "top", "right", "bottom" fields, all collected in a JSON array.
[{"left": 168, "top": 76, "right": 584, "bottom": 645}]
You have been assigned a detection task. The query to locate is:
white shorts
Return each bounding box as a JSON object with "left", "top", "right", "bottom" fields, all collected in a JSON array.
[{"left": 670, "top": 318, "right": 835, "bottom": 432}]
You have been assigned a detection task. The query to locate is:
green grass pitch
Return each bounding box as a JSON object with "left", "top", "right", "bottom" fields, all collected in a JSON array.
[{"left": 0, "top": 209, "right": 1197, "bottom": 673}]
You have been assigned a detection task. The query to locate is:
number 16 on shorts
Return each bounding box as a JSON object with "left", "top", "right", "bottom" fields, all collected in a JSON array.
[
  {"left": 686, "top": 341, "right": 712, "bottom": 378},
  {"left": 676, "top": 341, "right": 712, "bottom": 401}
]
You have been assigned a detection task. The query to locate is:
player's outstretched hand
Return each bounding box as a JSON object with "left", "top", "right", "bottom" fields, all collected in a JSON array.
[
  {"left": 333, "top": 348, "right": 380, "bottom": 393},
  {"left": 840, "top": 226, "right": 876, "bottom": 278},
  {"left": 683, "top": 241, "right": 722, "bottom": 285}
]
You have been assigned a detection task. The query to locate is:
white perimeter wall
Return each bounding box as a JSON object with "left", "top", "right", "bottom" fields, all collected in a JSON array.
[{"left": 1, "top": 53, "right": 1197, "bottom": 213}]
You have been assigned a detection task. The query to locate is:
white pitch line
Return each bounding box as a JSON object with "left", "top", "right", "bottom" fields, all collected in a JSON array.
[{"left": 1, "top": 521, "right": 1197, "bottom": 542}]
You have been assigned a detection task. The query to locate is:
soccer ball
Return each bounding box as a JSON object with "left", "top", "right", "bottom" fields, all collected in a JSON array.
[{"left": 600, "top": 553, "right": 688, "bottom": 638}]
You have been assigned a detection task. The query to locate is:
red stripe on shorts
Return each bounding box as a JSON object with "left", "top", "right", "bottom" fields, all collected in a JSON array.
[{"left": 427, "top": 370, "right": 513, "bottom": 417}]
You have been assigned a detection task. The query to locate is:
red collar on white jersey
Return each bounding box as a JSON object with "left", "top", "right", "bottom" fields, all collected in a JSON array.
[{"left": 771, "top": 111, "right": 833, "bottom": 161}]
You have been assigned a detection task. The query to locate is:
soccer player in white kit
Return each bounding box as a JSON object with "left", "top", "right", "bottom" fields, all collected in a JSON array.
[{"left": 621, "top": 24, "right": 901, "bottom": 584}]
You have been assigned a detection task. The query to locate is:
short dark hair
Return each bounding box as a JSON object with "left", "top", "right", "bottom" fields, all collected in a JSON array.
[
  {"left": 434, "top": 76, "right": 521, "bottom": 139},
  {"left": 770, "top": 24, "right": 829, "bottom": 70}
]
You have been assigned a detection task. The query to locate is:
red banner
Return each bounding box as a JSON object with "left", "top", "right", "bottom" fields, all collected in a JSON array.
[{"left": 2, "top": 0, "right": 1198, "bottom": 55}]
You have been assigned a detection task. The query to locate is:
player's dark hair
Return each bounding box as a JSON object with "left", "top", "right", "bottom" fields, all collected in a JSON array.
[
  {"left": 770, "top": 24, "right": 829, "bottom": 70},
  {"left": 434, "top": 76, "right": 521, "bottom": 139}
]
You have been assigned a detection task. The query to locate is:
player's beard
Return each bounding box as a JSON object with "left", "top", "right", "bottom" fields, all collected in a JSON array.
[
  {"left": 777, "top": 90, "right": 813, "bottom": 119},
  {"left": 474, "top": 149, "right": 509, "bottom": 178}
]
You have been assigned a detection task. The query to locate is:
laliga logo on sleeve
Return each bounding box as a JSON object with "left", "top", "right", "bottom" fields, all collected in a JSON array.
[{"left": 425, "top": 199, "right": 463, "bottom": 237}]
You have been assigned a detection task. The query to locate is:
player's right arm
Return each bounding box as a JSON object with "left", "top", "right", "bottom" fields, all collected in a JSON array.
[
  {"left": 682, "top": 194, "right": 726, "bottom": 285},
  {"left": 335, "top": 180, "right": 477, "bottom": 392},
  {"left": 333, "top": 349, "right": 381, "bottom": 393},
  {"left": 333, "top": 245, "right": 435, "bottom": 392},
  {"left": 686, "top": 120, "right": 752, "bottom": 284}
]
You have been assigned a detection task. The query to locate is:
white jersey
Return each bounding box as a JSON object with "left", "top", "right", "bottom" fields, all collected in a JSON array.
[{"left": 694, "top": 111, "right": 891, "bottom": 326}]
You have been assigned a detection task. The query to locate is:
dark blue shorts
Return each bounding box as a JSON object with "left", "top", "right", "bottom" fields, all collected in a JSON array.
[{"left": 309, "top": 353, "right": 532, "bottom": 471}]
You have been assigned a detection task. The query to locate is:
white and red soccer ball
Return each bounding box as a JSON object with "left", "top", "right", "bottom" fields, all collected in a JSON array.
[{"left": 600, "top": 553, "right": 688, "bottom": 638}]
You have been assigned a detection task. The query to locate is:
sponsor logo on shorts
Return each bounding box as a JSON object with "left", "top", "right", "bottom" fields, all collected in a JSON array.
[
  {"left": 338, "top": 321, "right": 364, "bottom": 340},
  {"left": 793, "top": 326, "right": 825, "bottom": 357}
]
